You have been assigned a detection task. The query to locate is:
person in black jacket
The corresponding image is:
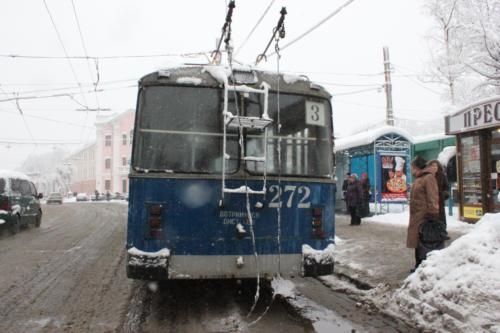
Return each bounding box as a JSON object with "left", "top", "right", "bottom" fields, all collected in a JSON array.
[
  {"left": 360, "top": 172, "right": 371, "bottom": 217},
  {"left": 345, "top": 173, "right": 363, "bottom": 225},
  {"left": 427, "top": 159, "right": 450, "bottom": 227},
  {"left": 341, "top": 172, "right": 351, "bottom": 212}
]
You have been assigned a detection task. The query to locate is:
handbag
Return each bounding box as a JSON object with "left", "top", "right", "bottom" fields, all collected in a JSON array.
[{"left": 419, "top": 219, "right": 448, "bottom": 243}]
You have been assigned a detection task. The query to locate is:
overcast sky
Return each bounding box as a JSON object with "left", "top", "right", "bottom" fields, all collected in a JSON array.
[{"left": 0, "top": 0, "right": 444, "bottom": 170}]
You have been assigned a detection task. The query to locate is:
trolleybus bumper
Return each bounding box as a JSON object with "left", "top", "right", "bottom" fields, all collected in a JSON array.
[
  {"left": 126, "top": 247, "right": 170, "bottom": 280},
  {"left": 302, "top": 244, "right": 335, "bottom": 277},
  {"left": 303, "top": 260, "right": 334, "bottom": 277}
]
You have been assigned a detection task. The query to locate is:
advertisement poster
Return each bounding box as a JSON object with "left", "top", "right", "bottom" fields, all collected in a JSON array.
[
  {"left": 380, "top": 153, "right": 408, "bottom": 202},
  {"left": 463, "top": 206, "right": 483, "bottom": 219}
]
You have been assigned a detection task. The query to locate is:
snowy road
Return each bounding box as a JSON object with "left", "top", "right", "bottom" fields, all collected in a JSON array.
[
  {"left": 0, "top": 203, "right": 314, "bottom": 333},
  {"left": 0, "top": 202, "right": 132, "bottom": 332},
  {"left": 0, "top": 202, "right": 416, "bottom": 332}
]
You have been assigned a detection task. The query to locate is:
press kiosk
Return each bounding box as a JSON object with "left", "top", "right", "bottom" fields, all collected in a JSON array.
[{"left": 445, "top": 96, "right": 500, "bottom": 222}]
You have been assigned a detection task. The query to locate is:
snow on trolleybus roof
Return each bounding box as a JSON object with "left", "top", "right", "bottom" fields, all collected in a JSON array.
[{"left": 138, "top": 64, "right": 332, "bottom": 99}]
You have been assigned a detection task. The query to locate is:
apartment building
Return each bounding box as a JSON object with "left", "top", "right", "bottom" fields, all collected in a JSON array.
[{"left": 95, "top": 109, "right": 134, "bottom": 194}]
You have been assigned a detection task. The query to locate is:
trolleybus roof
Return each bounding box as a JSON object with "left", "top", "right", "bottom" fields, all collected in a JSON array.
[{"left": 138, "top": 65, "right": 332, "bottom": 99}]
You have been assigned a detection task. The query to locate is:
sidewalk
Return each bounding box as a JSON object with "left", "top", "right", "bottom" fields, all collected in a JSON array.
[
  {"left": 333, "top": 213, "right": 464, "bottom": 289},
  {"left": 328, "top": 212, "right": 500, "bottom": 332}
]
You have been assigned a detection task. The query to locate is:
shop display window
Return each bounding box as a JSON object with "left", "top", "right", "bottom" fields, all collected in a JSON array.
[
  {"left": 491, "top": 130, "right": 500, "bottom": 213},
  {"left": 460, "top": 135, "right": 483, "bottom": 218}
]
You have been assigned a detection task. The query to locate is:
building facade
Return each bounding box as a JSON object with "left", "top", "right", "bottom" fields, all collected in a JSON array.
[
  {"left": 95, "top": 109, "right": 134, "bottom": 195},
  {"left": 64, "top": 143, "right": 96, "bottom": 194}
]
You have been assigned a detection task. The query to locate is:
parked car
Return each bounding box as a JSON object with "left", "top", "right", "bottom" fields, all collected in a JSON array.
[
  {"left": 76, "top": 193, "right": 89, "bottom": 202},
  {"left": 46, "top": 192, "right": 63, "bottom": 204},
  {"left": 90, "top": 192, "right": 102, "bottom": 201},
  {"left": 0, "top": 170, "right": 43, "bottom": 234}
]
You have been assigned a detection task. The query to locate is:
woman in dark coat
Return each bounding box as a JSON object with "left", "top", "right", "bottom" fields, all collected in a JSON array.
[
  {"left": 360, "top": 172, "right": 371, "bottom": 217},
  {"left": 345, "top": 173, "right": 363, "bottom": 225},
  {"left": 427, "top": 160, "right": 449, "bottom": 226},
  {"left": 408, "top": 156, "right": 440, "bottom": 270}
]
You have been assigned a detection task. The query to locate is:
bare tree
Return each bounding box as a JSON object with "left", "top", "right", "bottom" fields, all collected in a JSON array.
[
  {"left": 19, "top": 147, "right": 70, "bottom": 193},
  {"left": 463, "top": 0, "right": 500, "bottom": 93},
  {"left": 423, "top": 0, "right": 467, "bottom": 106},
  {"left": 424, "top": 0, "right": 500, "bottom": 106}
]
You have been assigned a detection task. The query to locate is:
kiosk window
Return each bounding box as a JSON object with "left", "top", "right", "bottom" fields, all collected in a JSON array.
[
  {"left": 491, "top": 130, "right": 500, "bottom": 212},
  {"left": 460, "top": 135, "right": 483, "bottom": 219}
]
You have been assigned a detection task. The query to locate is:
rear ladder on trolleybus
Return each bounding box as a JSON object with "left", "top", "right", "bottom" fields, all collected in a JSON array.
[{"left": 220, "top": 82, "right": 273, "bottom": 206}]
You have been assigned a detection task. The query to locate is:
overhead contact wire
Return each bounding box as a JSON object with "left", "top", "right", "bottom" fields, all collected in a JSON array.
[
  {"left": 268, "top": 0, "right": 355, "bottom": 57},
  {"left": 234, "top": 0, "right": 276, "bottom": 56}
]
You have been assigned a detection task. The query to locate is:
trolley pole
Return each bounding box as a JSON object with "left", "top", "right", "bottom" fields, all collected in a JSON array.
[{"left": 383, "top": 46, "right": 394, "bottom": 126}]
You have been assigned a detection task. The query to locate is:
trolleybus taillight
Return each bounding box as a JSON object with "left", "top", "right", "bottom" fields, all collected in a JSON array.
[
  {"left": 148, "top": 204, "right": 163, "bottom": 237},
  {"left": 311, "top": 207, "right": 325, "bottom": 239}
]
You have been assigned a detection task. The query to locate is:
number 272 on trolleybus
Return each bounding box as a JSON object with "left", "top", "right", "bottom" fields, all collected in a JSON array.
[{"left": 126, "top": 65, "right": 336, "bottom": 280}]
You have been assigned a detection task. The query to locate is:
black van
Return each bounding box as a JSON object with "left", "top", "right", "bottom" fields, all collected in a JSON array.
[{"left": 0, "top": 170, "right": 43, "bottom": 235}]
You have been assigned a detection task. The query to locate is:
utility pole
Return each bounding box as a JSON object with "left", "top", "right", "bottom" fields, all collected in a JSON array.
[{"left": 383, "top": 46, "right": 394, "bottom": 126}]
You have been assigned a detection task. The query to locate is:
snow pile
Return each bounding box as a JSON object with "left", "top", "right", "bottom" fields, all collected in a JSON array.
[
  {"left": 364, "top": 206, "right": 475, "bottom": 233},
  {"left": 387, "top": 213, "right": 500, "bottom": 332},
  {"left": 203, "top": 66, "right": 230, "bottom": 86},
  {"left": 438, "top": 145, "right": 456, "bottom": 167},
  {"left": 128, "top": 247, "right": 170, "bottom": 257},
  {"left": 176, "top": 77, "right": 202, "bottom": 85},
  {"left": 271, "top": 276, "right": 295, "bottom": 297},
  {"left": 282, "top": 74, "right": 305, "bottom": 84}
]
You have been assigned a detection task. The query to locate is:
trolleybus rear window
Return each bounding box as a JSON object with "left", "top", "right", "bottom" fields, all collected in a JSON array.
[
  {"left": 134, "top": 86, "right": 238, "bottom": 173},
  {"left": 133, "top": 85, "right": 332, "bottom": 177},
  {"left": 245, "top": 93, "right": 333, "bottom": 177}
]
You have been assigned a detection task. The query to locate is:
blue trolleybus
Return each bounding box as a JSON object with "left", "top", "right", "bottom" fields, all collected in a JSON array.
[{"left": 126, "top": 65, "right": 336, "bottom": 280}]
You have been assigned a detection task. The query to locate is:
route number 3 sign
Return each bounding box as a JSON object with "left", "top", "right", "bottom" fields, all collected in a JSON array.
[{"left": 305, "top": 101, "right": 326, "bottom": 127}]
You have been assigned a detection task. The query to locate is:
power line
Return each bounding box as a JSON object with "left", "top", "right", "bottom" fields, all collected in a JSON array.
[
  {"left": 0, "top": 84, "right": 136, "bottom": 104},
  {"left": 0, "top": 109, "right": 95, "bottom": 128},
  {"left": 69, "top": 0, "right": 99, "bottom": 144},
  {"left": 42, "top": 0, "right": 89, "bottom": 110},
  {"left": 331, "top": 87, "right": 382, "bottom": 96},
  {"left": 392, "top": 65, "right": 442, "bottom": 95},
  {"left": 0, "top": 86, "right": 40, "bottom": 159},
  {"left": 234, "top": 0, "right": 276, "bottom": 56},
  {"left": 70, "top": 0, "right": 101, "bottom": 111},
  {"left": 0, "top": 86, "right": 38, "bottom": 144},
  {"left": 334, "top": 98, "right": 385, "bottom": 109},
  {"left": 268, "top": 0, "right": 356, "bottom": 57},
  {"left": 0, "top": 51, "right": 211, "bottom": 60},
  {"left": 334, "top": 98, "right": 442, "bottom": 114},
  {"left": 314, "top": 81, "right": 382, "bottom": 87},
  {"left": 280, "top": 69, "right": 384, "bottom": 77},
  {"left": 0, "top": 91, "right": 91, "bottom": 104},
  {"left": 0, "top": 139, "right": 83, "bottom": 145},
  {"left": 0, "top": 78, "right": 136, "bottom": 89},
  {"left": 0, "top": 79, "right": 135, "bottom": 95}
]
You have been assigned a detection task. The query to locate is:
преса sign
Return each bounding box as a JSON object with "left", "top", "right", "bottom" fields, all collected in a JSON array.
[{"left": 446, "top": 97, "right": 500, "bottom": 134}]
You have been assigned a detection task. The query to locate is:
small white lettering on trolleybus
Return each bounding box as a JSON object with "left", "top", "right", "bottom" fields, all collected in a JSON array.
[{"left": 219, "top": 211, "right": 260, "bottom": 225}]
